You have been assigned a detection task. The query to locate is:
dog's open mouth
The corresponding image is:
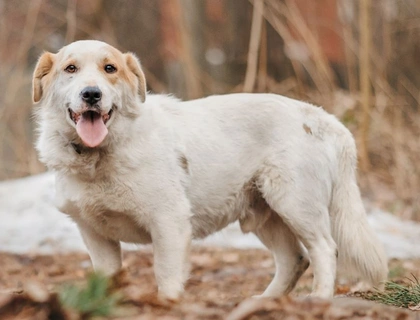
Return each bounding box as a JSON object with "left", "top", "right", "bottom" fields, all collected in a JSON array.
[
  {"left": 68, "top": 108, "right": 114, "bottom": 148},
  {"left": 68, "top": 108, "right": 113, "bottom": 125}
]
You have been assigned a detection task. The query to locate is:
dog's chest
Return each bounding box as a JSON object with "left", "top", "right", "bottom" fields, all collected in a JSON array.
[{"left": 56, "top": 176, "right": 152, "bottom": 244}]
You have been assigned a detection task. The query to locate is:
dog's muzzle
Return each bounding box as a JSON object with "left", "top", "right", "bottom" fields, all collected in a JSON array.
[{"left": 67, "top": 86, "right": 114, "bottom": 148}]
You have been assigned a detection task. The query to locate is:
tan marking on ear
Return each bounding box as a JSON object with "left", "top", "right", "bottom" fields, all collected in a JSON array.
[
  {"left": 303, "top": 123, "right": 313, "bottom": 135},
  {"left": 32, "top": 52, "right": 55, "bottom": 103},
  {"left": 124, "top": 52, "right": 147, "bottom": 102}
]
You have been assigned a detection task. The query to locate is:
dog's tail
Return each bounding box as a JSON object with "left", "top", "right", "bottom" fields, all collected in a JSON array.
[{"left": 330, "top": 133, "right": 388, "bottom": 288}]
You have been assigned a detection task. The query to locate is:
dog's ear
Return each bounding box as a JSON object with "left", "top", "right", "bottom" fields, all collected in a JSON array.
[
  {"left": 124, "top": 52, "right": 147, "bottom": 103},
  {"left": 32, "top": 52, "right": 55, "bottom": 103}
]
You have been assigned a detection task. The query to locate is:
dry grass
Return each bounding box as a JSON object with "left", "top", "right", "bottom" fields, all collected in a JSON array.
[{"left": 1, "top": 0, "right": 420, "bottom": 219}]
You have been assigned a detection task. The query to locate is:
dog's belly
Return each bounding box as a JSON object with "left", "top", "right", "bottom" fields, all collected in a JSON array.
[
  {"left": 190, "top": 206, "right": 239, "bottom": 239},
  {"left": 188, "top": 179, "right": 269, "bottom": 239}
]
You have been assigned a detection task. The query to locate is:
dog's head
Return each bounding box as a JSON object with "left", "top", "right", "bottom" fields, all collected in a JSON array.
[{"left": 32, "top": 40, "right": 146, "bottom": 148}]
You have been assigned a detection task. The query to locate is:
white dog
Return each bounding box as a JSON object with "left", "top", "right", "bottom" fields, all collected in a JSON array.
[{"left": 32, "top": 40, "right": 387, "bottom": 300}]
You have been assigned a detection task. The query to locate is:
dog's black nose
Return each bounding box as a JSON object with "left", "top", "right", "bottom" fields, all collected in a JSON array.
[{"left": 81, "top": 86, "right": 102, "bottom": 105}]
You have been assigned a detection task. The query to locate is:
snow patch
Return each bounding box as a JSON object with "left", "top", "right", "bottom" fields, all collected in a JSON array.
[
  {"left": 1, "top": 172, "right": 419, "bottom": 258},
  {"left": 0, "top": 173, "right": 85, "bottom": 253}
]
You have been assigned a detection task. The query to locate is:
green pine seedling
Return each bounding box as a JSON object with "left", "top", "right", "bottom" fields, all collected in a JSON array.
[
  {"left": 365, "top": 275, "right": 420, "bottom": 309},
  {"left": 59, "top": 272, "right": 121, "bottom": 318}
]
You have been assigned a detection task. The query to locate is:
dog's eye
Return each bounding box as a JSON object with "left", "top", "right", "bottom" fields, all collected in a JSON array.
[
  {"left": 104, "top": 64, "right": 117, "bottom": 74},
  {"left": 65, "top": 65, "right": 77, "bottom": 73}
]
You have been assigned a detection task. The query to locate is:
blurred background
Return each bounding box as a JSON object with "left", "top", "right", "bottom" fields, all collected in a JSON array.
[{"left": 1, "top": 0, "right": 420, "bottom": 220}]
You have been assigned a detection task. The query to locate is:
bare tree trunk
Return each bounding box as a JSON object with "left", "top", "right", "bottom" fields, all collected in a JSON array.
[
  {"left": 178, "top": 0, "right": 204, "bottom": 99},
  {"left": 65, "top": 0, "right": 77, "bottom": 44}
]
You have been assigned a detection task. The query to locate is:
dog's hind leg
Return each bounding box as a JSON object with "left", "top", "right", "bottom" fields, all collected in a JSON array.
[
  {"left": 254, "top": 213, "right": 309, "bottom": 297},
  {"left": 258, "top": 174, "right": 337, "bottom": 298}
]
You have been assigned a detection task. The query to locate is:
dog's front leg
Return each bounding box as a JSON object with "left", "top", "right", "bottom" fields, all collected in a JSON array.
[
  {"left": 75, "top": 219, "right": 122, "bottom": 275},
  {"left": 150, "top": 211, "right": 192, "bottom": 301}
]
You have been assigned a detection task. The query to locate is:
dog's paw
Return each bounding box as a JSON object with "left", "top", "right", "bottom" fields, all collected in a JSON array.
[
  {"left": 157, "top": 280, "right": 184, "bottom": 303},
  {"left": 157, "top": 291, "right": 181, "bottom": 303}
]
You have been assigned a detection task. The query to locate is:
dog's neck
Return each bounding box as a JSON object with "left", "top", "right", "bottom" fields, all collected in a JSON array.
[
  {"left": 69, "top": 141, "right": 103, "bottom": 156},
  {"left": 65, "top": 141, "right": 110, "bottom": 181},
  {"left": 38, "top": 130, "right": 113, "bottom": 180}
]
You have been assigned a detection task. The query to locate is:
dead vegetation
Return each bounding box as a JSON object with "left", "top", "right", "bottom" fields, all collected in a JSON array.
[{"left": 1, "top": 248, "right": 419, "bottom": 319}]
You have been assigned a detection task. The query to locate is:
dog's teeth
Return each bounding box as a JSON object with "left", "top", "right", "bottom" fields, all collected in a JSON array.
[
  {"left": 102, "top": 111, "right": 112, "bottom": 124},
  {"left": 68, "top": 109, "right": 80, "bottom": 124}
]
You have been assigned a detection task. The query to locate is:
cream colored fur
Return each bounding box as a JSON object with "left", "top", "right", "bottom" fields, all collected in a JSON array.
[{"left": 33, "top": 40, "right": 388, "bottom": 300}]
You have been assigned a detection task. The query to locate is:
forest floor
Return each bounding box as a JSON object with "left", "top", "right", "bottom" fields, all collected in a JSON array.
[{"left": 0, "top": 247, "right": 419, "bottom": 319}]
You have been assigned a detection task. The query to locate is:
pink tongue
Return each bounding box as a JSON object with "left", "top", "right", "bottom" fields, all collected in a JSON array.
[{"left": 76, "top": 113, "right": 108, "bottom": 147}]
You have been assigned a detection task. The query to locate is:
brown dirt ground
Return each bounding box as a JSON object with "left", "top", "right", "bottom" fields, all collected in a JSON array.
[{"left": 0, "top": 247, "right": 419, "bottom": 319}]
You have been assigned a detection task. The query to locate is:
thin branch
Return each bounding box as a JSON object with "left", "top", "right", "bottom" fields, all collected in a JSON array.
[
  {"left": 257, "top": 20, "right": 267, "bottom": 92},
  {"left": 244, "top": 0, "right": 264, "bottom": 92},
  {"left": 359, "top": 0, "right": 372, "bottom": 171}
]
